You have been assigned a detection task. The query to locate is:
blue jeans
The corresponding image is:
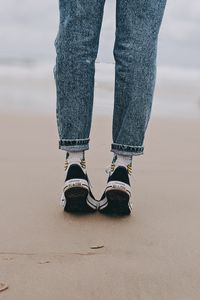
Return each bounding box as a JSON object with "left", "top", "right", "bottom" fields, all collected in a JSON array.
[{"left": 53, "top": 0, "right": 167, "bottom": 156}]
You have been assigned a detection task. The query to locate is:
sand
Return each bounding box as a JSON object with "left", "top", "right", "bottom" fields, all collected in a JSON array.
[{"left": 0, "top": 113, "right": 200, "bottom": 300}]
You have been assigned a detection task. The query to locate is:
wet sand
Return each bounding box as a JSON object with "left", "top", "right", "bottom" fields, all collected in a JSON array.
[{"left": 0, "top": 113, "right": 200, "bottom": 299}]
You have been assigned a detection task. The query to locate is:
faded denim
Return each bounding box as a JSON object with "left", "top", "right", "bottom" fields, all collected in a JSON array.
[{"left": 53, "top": 0, "right": 167, "bottom": 156}]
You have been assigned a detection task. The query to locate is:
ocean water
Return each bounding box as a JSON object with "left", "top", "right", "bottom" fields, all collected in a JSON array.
[
  {"left": 0, "top": 62, "right": 199, "bottom": 119},
  {"left": 0, "top": 0, "right": 200, "bottom": 119},
  {"left": 1, "top": 0, "right": 200, "bottom": 68}
]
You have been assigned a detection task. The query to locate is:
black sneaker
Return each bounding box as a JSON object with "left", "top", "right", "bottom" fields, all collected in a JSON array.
[
  {"left": 60, "top": 153, "right": 98, "bottom": 213},
  {"left": 98, "top": 158, "right": 133, "bottom": 215}
]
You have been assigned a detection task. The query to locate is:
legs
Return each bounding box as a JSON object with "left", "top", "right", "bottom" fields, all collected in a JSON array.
[
  {"left": 54, "top": 0, "right": 167, "bottom": 154},
  {"left": 111, "top": 0, "right": 167, "bottom": 156},
  {"left": 54, "top": 0, "right": 167, "bottom": 214},
  {"left": 53, "top": 0, "right": 106, "bottom": 151}
]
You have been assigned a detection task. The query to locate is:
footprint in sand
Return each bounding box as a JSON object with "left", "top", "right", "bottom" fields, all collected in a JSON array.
[
  {"left": 38, "top": 260, "right": 51, "bottom": 264},
  {"left": 0, "top": 282, "right": 9, "bottom": 292}
]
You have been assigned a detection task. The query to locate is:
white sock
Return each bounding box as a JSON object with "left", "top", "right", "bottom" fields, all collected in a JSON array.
[
  {"left": 112, "top": 153, "right": 132, "bottom": 167},
  {"left": 66, "top": 150, "right": 85, "bottom": 162}
]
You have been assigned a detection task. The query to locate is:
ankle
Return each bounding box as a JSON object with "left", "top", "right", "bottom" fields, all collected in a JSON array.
[
  {"left": 112, "top": 153, "right": 132, "bottom": 167},
  {"left": 64, "top": 151, "right": 86, "bottom": 171},
  {"left": 66, "top": 150, "right": 85, "bottom": 161}
]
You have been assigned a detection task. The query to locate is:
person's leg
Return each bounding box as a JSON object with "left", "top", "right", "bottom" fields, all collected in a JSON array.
[
  {"left": 53, "top": 0, "right": 106, "bottom": 152},
  {"left": 54, "top": 0, "right": 106, "bottom": 212},
  {"left": 99, "top": 0, "right": 167, "bottom": 214},
  {"left": 111, "top": 0, "right": 167, "bottom": 156}
]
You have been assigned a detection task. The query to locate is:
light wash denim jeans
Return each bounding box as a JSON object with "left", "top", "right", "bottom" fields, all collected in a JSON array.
[{"left": 53, "top": 0, "right": 167, "bottom": 156}]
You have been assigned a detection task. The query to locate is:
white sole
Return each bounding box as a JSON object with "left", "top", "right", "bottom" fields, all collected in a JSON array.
[
  {"left": 60, "top": 178, "right": 98, "bottom": 210},
  {"left": 63, "top": 178, "right": 89, "bottom": 193},
  {"left": 86, "top": 192, "right": 99, "bottom": 210},
  {"left": 99, "top": 180, "right": 133, "bottom": 213}
]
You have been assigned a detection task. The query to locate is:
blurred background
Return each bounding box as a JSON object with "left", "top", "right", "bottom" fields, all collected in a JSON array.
[{"left": 0, "top": 0, "right": 200, "bottom": 119}]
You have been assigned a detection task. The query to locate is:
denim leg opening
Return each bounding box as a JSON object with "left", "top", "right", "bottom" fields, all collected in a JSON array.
[
  {"left": 59, "top": 138, "right": 89, "bottom": 152},
  {"left": 111, "top": 143, "right": 144, "bottom": 156}
]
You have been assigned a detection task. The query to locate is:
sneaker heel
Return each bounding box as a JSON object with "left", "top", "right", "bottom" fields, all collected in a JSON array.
[{"left": 64, "top": 186, "right": 93, "bottom": 212}]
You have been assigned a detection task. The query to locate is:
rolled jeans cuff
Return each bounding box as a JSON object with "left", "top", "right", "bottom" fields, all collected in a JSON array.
[
  {"left": 111, "top": 143, "right": 144, "bottom": 156},
  {"left": 59, "top": 138, "right": 89, "bottom": 152}
]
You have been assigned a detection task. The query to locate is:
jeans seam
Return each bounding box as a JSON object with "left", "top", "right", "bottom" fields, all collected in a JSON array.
[
  {"left": 59, "top": 138, "right": 90, "bottom": 146},
  {"left": 111, "top": 142, "right": 144, "bottom": 153}
]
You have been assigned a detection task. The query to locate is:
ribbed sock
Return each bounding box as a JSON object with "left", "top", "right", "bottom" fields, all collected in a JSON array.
[
  {"left": 112, "top": 153, "right": 132, "bottom": 167},
  {"left": 66, "top": 150, "right": 85, "bottom": 161}
]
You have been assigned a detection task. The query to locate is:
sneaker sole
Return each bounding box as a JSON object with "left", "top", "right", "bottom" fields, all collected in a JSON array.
[
  {"left": 64, "top": 187, "right": 95, "bottom": 213},
  {"left": 100, "top": 189, "right": 131, "bottom": 215}
]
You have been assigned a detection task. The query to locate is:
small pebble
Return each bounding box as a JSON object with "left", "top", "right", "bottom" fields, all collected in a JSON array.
[
  {"left": 0, "top": 282, "right": 9, "bottom": 292},
  {"left": 90, "top": 245, "right": 104, "bottom": 250},
  {"left": 38, "top": 261, "right": 50, "bottom": 264}
]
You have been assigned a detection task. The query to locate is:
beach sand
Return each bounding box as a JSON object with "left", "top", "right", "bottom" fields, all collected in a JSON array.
[{"left": 0, "top": 113, "right": 200, "bottom": 299}]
